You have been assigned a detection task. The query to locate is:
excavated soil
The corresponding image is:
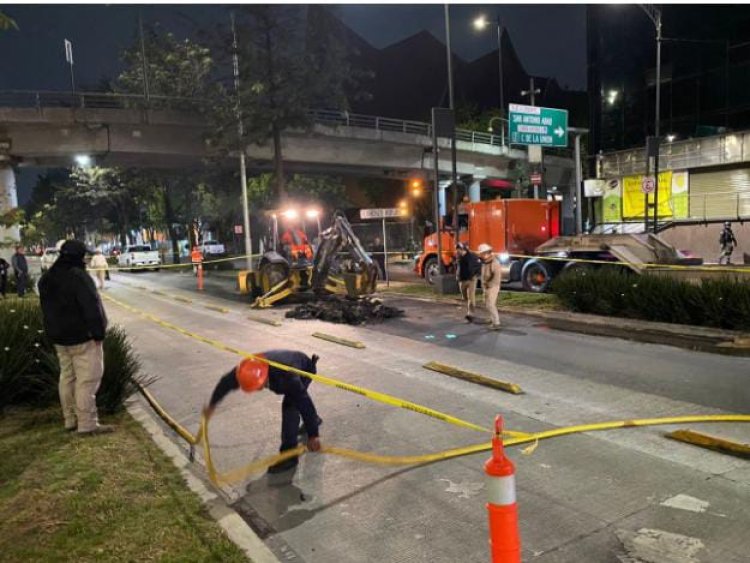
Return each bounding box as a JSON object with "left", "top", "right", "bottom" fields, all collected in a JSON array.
[{"left": 285, "top": 296, "right": 404, "bottom": 325}]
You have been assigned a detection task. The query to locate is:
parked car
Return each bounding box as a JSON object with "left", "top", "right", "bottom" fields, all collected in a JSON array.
[
  {"left": 40, "top": 247, "right": 59, "bottom": 272},
  {"left": 201, "top": 240, "right": 226, "bottom": 256},
  {"left": 118, "top": 245, "right": 161, "bottom": 271}
]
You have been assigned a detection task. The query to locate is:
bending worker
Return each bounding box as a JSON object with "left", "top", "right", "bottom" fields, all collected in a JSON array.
[{"left": 203, "top": 350, "right": 322, "bottom": 473}]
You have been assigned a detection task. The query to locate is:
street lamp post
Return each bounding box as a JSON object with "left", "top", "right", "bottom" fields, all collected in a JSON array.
[
  {"left": 638, "top": 4, "right": 662, "bottom": 232},
  {"left": 443, "top": 4, "right": 458, "bottom": 262},
  {"left": 473, "top": 14, "right": 505, "bottom": 146}
]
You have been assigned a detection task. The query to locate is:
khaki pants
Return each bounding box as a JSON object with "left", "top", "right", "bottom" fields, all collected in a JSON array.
[
  {"left": 484, "top": 285, "right": 501, "bottom": 327},
  {"left": 459, "top": 278, "right": 478, "bottom": 314},
  {"left": 95, "top": 271, "right": 106, "bottom": 289},
  {"left": 56, "top": 340, "right": 104, "bottom": 432}
]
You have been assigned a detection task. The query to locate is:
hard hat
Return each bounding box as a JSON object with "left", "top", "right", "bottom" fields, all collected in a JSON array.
[
  {"left": 477, "top": 243, "right": 493, "bottom": 254},
  {"left": 235, "top": 357, "right": 269, "bottom": 393},
  {"left": 724, "top": 221, "right": 731, "bottom": 227}
]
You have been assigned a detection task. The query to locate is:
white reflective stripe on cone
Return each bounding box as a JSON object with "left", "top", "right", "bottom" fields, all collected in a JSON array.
[{"left": 486, "top": 474, "right": 516, "bottom": 506}]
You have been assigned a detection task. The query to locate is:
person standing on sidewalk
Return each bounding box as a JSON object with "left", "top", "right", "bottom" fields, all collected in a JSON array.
[
  {"left": 203, "top": 350, "right": 322, "bottom": 473},
  {"left": 478, "top": 243, "right": 502, "bottom": 331},
  {"left": 39, "top": 240, "right": 113, "bottom": 435},
  {"left": 89, "top": 248, "right": 109, "bottom": 290},
  {"left": 719, "top": 222, "right": 738, "bottom": 265},
  {"left": 11, "top": 246, "right": 28, "bottom": 297},
  {"left": 456, "top": 243, "right": 481, "bottom": 320}
]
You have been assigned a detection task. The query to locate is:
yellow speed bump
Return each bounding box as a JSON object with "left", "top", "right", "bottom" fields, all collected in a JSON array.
[
  {"left": 173, "top": 296, "right": 193, "bottom": 304},
  {"left": 247, "top": 315, "right": 282, "bottom": 327},
  {"left": 312, "top": 332, "right": 366, "bottom": 349},
  {"left": 151, "top": 290, "right": 167, "bottom": 296},
  {"left": 423, "top": 361, "right": 523, "bottom": 395},
  {"left": 666, "top": 429, "right": 750, "bottom": 459},
  {"left": 203, "top": 304, "right": 230, "bottom": 314}
]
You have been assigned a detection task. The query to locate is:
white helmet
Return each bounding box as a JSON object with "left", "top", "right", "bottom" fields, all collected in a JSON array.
[{"left": 477, "top": 243, "right": 493, "bottom": 254}]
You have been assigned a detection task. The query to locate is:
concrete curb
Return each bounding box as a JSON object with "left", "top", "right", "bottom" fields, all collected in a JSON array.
[
  {"left": 127, "top": 402, "right": 280, "bottom": 563},
  {"left": 383, "top": 291, "right": 750, "bottom": 356}
]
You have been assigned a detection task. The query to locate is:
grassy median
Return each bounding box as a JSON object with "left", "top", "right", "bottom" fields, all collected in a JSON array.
[{"left": 0, "top": 408, "right": 247, "bottom": 562}]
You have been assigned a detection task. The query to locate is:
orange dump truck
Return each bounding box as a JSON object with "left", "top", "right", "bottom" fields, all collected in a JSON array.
[{"left": 414, "top": 199, "right": 561, "bottom": 286}]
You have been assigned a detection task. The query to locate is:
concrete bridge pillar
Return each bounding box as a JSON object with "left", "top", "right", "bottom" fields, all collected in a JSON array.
[
  {"left": 469, "top": 180, "right": 481, "bottom": 202},
  {"left": 0, "top": 165, "right": 20, "bottom": 250}
]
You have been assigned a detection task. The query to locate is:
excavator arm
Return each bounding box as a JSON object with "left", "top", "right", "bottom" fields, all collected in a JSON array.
[{"left": 312, "top": 212, "right": 378, "bottom": 297}]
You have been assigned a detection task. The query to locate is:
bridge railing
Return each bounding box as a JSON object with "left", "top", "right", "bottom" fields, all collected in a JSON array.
[{"left": 0, "top": 89, "right": 514, "bottom": 149}]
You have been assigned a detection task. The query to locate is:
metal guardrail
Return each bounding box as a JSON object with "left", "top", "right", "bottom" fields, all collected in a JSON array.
[
  {"left": 600, "top": 130, "right": 750, "bottom": 177},
  {"left": 0, "top": 89, "right": 509, "bottom": 148}
]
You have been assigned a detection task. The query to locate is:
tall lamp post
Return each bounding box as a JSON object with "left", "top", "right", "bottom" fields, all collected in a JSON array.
[
  {"left": 443, "top": 4, "right": 458, "bottom": 274},
  {"left": 473, "top": 14, "right": 505, "bottom": 146},
  {"left": 638, "top": 4, "right": 662, "bottom": 232}
]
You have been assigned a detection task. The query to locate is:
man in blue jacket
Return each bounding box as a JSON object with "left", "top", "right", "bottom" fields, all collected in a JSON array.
[
  {"left": 39, "top": 240, "right": 112, "bottom": 435},
  {"left": 203, "top": 350, "right": 322, "bottom": 473}
]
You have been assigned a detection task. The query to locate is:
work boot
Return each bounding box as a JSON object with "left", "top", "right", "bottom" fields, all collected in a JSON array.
[
  {"left": 489, "top": 324, "right": 502, "bottom": 331},
  {"left": 78, "top": 424, "right": 116, "bottom": 436},
  {"left": 267, "top": 456, "right": 299, "bottom": 474}
]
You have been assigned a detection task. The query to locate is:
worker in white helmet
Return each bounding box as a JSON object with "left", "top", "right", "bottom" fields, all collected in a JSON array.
[{"left": 477, "top": 243, "right": 502, "bottom": 330}]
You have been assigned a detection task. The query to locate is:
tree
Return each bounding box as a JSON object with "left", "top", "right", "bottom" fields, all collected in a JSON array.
[
  {"left": 115, "top": 23, "right": 220, "bottom": 107},
  {"left": 212, "top": 6, "right": 357, "bottom": 202}
]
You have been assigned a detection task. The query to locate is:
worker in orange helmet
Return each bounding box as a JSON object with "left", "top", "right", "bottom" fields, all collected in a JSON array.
[
  {"left": 190, "top": 246, "right": 203, "bottom": 275},
  {"left": 203, "top": 350, "right": 322, "bottom": 473}
]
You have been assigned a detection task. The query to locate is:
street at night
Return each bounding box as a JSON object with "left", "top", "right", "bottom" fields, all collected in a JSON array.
[{"left": 1, "top": 3, "right": 749, "bottom": 563}]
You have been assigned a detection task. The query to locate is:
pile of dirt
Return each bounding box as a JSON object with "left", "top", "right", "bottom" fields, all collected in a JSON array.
[{"left": 285, "top": 296, "right": 404, "bottom": 325}]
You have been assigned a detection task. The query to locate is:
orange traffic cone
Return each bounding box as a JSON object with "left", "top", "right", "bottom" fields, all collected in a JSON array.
[
  {"left": 197, "top": 263, "right": 204, "bottom": 291},
  {"left": 485, "top": 415, "right": 521, "bottom": 563}
]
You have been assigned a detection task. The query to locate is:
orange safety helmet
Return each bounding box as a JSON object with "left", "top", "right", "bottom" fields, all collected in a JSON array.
[{"left": 235, "top": 356, "right": 269, "bottom": 393}]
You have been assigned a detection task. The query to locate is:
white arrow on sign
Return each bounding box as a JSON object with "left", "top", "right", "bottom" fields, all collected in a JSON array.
[{"left": 554, "top": 127, "right": 565, "bottom": 138}]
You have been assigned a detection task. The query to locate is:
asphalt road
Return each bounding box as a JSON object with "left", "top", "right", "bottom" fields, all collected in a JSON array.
[
  {"left": 100, "top": 269, "right": 750, "bottom": 563},
  {"left": 125, "top": 268, "right": 750, "bottom": 413}
]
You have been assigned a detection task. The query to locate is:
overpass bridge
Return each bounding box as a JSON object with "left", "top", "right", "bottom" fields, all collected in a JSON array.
[{"left": 0, "top": 90, "right": 576, "bottom": 239}]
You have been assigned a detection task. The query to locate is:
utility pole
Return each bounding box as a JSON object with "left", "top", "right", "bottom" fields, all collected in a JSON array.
[
  {"left": 231, "top": 13, "right": 253, "bottom": 271},
  {"left": 570, "top": 127, "right": 589, "bottom": 235},
  {"left": 521, "top": 77, "right": 540, "bottom": 106},
  {"left": 443, "top": 4, "right": 459, "bottom": 243},
  {"left": 638, "top": 4, "right": 662, "bottom": 232}
]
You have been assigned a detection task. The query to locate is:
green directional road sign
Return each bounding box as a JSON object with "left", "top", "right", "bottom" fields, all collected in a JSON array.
[{"left": 508, "top": 104, "right": 569, "bottom": 147}]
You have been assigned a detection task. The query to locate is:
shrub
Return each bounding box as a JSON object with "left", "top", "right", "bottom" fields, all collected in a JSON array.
[
  {"left": 552, "top": 267, "right": 750, "bottom": 331},
  {"left": 0, "top": 298, "right": 151, "bottom": 414}
]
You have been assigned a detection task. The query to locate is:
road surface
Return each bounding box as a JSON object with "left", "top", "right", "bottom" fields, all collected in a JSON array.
[{"left": 100, "top": 269, "right": 749, "bottom": 562}]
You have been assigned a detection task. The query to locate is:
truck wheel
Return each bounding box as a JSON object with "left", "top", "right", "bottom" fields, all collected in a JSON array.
[
  {"left": 424, "top": 257, "right": 439, "bottom": 285},
  {"left": 521, "top": 260, "right": 552, "bottom": 293}
]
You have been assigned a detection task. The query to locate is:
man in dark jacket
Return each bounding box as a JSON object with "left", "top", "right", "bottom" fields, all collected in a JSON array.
[
  {"left": 39, "top": 240, "right": 112, "bottom": 435},
  {"left": 456, "top": 243, "right": 482, "bottom": 318},
  {"left": 203, "top": 350, "right": 322, "bottom": 473},
  {"left": 10, "top": 245, "right": 28, "bottom": 297}
]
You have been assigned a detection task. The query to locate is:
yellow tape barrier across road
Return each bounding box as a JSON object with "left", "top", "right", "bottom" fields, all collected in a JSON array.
[{"left": 113, "top": 292, "right": 750, "bottom": 488}]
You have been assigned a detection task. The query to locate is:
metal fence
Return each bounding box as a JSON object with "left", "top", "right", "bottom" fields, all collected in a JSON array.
[
  {"left": 0, "top": 89, "right": 508, "bottom": 147},
  {"left": 600, "top": 130, "right": 750, "bottom": 177}
]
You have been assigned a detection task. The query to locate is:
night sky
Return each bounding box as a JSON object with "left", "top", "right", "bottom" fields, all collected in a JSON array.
[
  {"left": 0, "top": 4, "right": 587, "bottom": 91},
  {"left": 1, "top": 3, "right": 587, "bottom": 203}
]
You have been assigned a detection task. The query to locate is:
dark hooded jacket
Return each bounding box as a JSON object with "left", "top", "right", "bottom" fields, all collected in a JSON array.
[{"left": 39, "top": 246, "right": 108, "bottom": 346}]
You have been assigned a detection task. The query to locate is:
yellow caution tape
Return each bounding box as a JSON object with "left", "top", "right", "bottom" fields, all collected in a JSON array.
[
  {"left": 509, "top": 252, "right": 750, "bottom": 274},
  {"left": 115, "top": 296, "right": 750, "bottom": 489},
  {"left": 87, "top": 253, "right": 260, "bottom": 273},
  {"left": 105, "top": 294, "right": 498, "bottom": 435}
]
